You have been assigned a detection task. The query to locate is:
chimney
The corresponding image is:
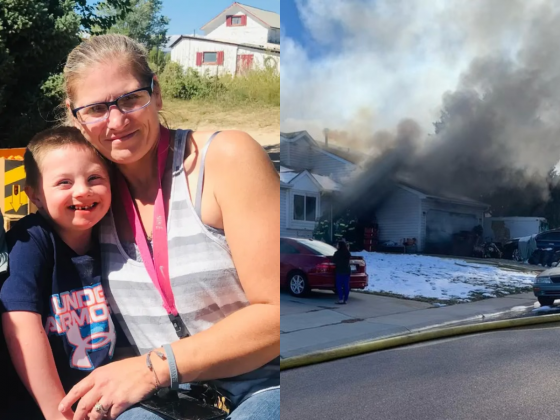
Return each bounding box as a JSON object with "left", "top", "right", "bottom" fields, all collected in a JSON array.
[{"left": 323, "top": 128, "right": 329, "bottom": 147}]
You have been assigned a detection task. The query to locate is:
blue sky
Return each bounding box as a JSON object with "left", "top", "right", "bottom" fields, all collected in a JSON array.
[
  {"left": 278, "top": 0, "right": 304, "bottom": 45},
  {"left": 161, "top": 1, "right": 280, "bottom": 36}
]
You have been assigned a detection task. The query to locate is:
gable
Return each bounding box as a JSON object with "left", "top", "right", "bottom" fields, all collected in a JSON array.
[
  {"left": 201, "top": 3, "right": 279, "bottom": 33},
  {"left": 290, "top": 171, "right": 322, "bottom": 193}
]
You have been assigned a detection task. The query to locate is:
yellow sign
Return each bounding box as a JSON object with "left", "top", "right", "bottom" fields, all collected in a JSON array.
[{"left": 3, "top": 159, "right": 28, "bottom": 215}]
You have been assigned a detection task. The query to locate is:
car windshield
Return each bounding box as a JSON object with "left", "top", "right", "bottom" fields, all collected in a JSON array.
[{"left": 297, "top": 239, "right": 337, "bottom": 256}]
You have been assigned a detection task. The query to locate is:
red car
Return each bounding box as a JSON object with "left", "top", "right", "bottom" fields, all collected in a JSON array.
[{"left": 280, "top": 237, "right": 368, "bottom": 297}]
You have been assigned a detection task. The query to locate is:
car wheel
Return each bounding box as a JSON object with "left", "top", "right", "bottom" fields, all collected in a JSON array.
[
  {"left": 538, "top": 297, "right": 555, "bottom": 307},
  {"left": 288, "top": 272, "right": 309, "bottom": 297},
  {"left": 512, "top": 249, "right": 521, "bottom": 261}
]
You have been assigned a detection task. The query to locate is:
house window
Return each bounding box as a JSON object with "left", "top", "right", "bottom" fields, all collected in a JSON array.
[
  {"left": 203, "top": 52, "right": 217, "bottom": 64},
  {"left": 293, "top": 194, "right": 317, "bottom": 222},
  {"left": 196, "top": 51, "right": 224, "bottom": 66},
  {"left": 226, "top": 15, "right": 247, "bottom": 27}
]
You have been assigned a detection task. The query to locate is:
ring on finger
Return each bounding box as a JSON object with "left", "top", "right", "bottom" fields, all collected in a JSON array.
[{"left": 94, "top": 402, "right": 110, "bottom": 416}]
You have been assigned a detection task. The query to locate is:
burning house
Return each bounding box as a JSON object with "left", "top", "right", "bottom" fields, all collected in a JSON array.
[{"left": 280, "top": 129, "right": 490, "bottom": 255}]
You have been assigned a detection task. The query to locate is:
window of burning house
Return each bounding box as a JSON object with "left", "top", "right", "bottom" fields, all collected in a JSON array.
[{"left": 294, "top": 194, "right": 317, "bottom": 221}]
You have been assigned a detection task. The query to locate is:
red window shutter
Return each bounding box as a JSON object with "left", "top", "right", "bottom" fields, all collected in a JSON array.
[
  {"left": 241, "top": 15, "right": 247, "bottom": 26},
  {"left": 226, "top": 16, "right": 232, "bottom": 26},
  {"left": 196, "top": 52, "right": 203, "bottom": 66},
  {"left": 217, "top": 51, "right": 224, "bottom": 65}
]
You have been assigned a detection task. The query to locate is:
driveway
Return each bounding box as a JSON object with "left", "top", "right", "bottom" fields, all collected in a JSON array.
[{"left": 280, "top": 290, "right": 538, "bottom": 359}]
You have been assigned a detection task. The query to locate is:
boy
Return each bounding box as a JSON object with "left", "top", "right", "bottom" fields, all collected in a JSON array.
[{"left": 0, "top": 127, "right": 115, "bottom": 420}]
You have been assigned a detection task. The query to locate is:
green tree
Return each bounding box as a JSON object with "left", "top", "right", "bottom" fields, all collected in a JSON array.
[
  {"left": 76, "top": 0, "right": 131, "bottom": 34},
  {"left": 108, "top": 0, "right": 169, "bottom": 50},
  {"left": 0, "top": 0, "right": 131, "bottom": 147},
  {"left": 148, "top": 46, "right": 169, "bottom": 74},
  {"left": 0, "top": 0, "right": 80, "bottom": 147}
]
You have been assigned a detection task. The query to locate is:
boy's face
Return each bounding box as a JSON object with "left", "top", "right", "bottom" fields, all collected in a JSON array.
[{"left": 27, "top": 145, "right": 111, "bottom": 233}]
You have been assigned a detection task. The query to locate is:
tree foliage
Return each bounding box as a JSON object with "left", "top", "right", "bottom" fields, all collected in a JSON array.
[
  {"left": 108, "top": 0, "right": 169, "bottom": 50},
  {"left": 0, "top": 0, "right": 131, "bottom": 147},
  {"left": 76, "top": 0, "right": 131, "bottom": 34},
  {"left": 0, "top": 0, "right": 80, "bottom": 146}
]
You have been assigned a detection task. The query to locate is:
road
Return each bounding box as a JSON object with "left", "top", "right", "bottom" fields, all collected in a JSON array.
[{"left": 281, "top": 324, "right": 560, "bottom": 420}]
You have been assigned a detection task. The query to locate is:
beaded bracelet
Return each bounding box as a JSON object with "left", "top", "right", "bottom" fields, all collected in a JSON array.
[{"left": 146, "top": 350, "right": 167, "bottom": 391}]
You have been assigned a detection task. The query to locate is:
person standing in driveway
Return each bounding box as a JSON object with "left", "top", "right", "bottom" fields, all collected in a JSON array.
[{"left": 333, "top": 240, "right": 351, "bottom": 304}]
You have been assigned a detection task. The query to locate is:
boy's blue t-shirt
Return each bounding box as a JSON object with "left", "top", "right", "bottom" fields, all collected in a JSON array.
[{"left": 0, "top": 213, "right": 118, "bottom": 390}]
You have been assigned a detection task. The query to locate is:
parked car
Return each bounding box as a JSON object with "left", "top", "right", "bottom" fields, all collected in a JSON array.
[
  {"left": 533, "top": 266, "right": 560, "bottom": 306},
  {"left": 502, "top": 229, "right": 560, "bottom": 262},
  {"left": 280, "top": 237, "right": 368, "bottom": 297},
  {"left": 534, "top": 229, "right": 560, "bottom": 251}
]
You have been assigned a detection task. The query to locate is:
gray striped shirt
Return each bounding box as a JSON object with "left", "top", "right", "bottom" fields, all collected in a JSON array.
[{"left": 99, "top": 129, "right": 279, "bottom": 406}]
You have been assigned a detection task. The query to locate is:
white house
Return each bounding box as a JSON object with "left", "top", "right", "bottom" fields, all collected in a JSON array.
[
  {"left": 280, "top": 131, "right": 356, "bottom": 238},
  {"left": 170, "top": 2, "right": 280, "bottom": 76},
  {"left": 280, "top": 130, "right": 489, "bottom": 253}
]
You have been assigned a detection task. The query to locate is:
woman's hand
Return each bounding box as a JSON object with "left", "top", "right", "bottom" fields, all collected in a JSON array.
[{"left": 58, "top": 355, "right": 156, "bottom": 420}]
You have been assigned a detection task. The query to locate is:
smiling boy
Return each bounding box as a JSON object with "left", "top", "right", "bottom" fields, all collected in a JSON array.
[{"left": 0, "top": 126, "right": 117, "bottom": 420}]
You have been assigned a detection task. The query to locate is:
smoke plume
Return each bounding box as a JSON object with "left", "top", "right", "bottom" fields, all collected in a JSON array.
[{"left": 281, "top": 0, "right": 560, "bottom": 216}]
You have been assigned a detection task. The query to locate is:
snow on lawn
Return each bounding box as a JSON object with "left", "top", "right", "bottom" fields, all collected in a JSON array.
[{"left": 355, "top": 252, "right": 536, "bottom": 302}]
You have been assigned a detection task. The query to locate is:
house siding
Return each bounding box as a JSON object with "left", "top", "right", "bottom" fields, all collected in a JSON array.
[
  {"left": 375, "top": 187, "right": 422, "bottom": 247},
  {"left": 420, "top": 199, "right": 485, "bottom": 252},
  {"left": 280, "top": 187, "right": 289, "bottom": 237},
  {"left": 310, "top": 152, "right": 355, "bottom": 183},
  {"left": 237, "top": 46, "right": 280, "bottom": 73},
  {"left": 280, "top": 140, "right": 313, "bottom": 170},
  {"left": 171, "top": 38, "right": 238, "bottom": 76},
  {"left": 280, "top": 140, "right": 353, "bottom": 180},
  {"left": 205, "top": 9, "right": 269, "bottom": 45}
]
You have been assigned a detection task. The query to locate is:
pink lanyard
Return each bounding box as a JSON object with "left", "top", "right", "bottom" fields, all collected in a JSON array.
[{"left": 117, "top": 125, "right": 178, "bottom": 317}]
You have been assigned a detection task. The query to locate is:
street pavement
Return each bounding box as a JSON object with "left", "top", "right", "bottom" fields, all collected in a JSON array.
[
  {"left": 280, "top": 289, "right": 541, "bottom": 359},
  {"left": 281, "top": 323, "right": 560, "bottom": 420}
]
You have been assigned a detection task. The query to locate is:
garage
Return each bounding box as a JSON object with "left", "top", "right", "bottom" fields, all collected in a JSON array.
[
  {"left": 373, "top": 183, "right": 488, "bottom": 254},
  {"left": 425, "top": 209, "right": 480, "bottom": 253}
]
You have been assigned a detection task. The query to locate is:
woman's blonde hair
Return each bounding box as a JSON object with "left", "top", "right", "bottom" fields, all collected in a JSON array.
[{"left": 63, "top": 34, "right": 156, "bottom": 124}]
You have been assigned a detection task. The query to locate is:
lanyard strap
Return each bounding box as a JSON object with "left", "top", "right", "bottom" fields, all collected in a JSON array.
[{"left": 117, "top": 125, "right": 178, "bottom": 316}]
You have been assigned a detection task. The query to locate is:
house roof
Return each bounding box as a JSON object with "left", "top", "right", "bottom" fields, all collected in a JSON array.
[
  {"left": 281, "top": 130, "right": 364, "bottom": 169},
  {"left": 264, "top": 143, "right": 280, "bottom": 171},
  {"left": 169, "top": 34, "right": 280, "bottom": 52},
  {"left": 397, "top": 177, "right": 488, "bottom": 208},
  {"left": 322, "top": 145, "right": 367, "bottom": 165},
  {"left": 279, "top": 166, "right": 341, "bottom": 192},
  {"left": 238, "top": 3, "right": 280, "bottom": 28},
  {"left": 201, "top": 2, "right": 280, "bottom": 31}
]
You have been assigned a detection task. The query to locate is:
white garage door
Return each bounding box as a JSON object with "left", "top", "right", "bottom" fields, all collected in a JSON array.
[{"left": 425, "top": 210, "right": 478, "bottom": 253}]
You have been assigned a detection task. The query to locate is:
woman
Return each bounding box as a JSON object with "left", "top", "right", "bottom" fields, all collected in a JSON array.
[
  {"left": 58, "top": 34, "right": 279, "bottom": 419},
  {"left": 332, "top": 240, "right": 352, "bottom": 304}
]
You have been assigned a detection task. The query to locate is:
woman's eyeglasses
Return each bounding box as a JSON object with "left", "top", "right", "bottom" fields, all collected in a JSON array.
[{"left": 71, "top": 78, "right": 154, "bottom": 125}]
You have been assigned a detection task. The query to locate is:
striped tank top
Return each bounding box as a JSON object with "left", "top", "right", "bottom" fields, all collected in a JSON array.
[{"left": 99, "top": 129, "right": 279, "bottom": 406}]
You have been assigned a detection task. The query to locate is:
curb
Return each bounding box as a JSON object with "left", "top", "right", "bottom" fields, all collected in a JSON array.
[{"left": 280, "top": 312, "right": 560, "bottom": 371}]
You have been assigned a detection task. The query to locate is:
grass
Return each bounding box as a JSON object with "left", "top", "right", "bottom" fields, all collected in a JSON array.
[
  {"left": 356, "top": 285, "right": 534, "bottom": 306},
  {"left": 157, "top": 67, "right": 279, "bottom": 145},
  {"left": 160, "top": 63, "right": 279, "bottom": 107},
  {"left": 218, "top": 68, "right": 280, "bottom": 107},
  {"left": 160, "top": 98, "right": 279, "bottom": 131}
]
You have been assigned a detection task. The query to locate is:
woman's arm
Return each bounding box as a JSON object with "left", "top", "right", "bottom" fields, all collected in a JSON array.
[
  {"left": 172, "top": 130, "right": 279, "bottom": 381},
  {"left": 141, "top": 130, "right": 281, "bottom": 381},
  {"left": 3, "top": 311, "right": 71, "bottom": 420}
]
